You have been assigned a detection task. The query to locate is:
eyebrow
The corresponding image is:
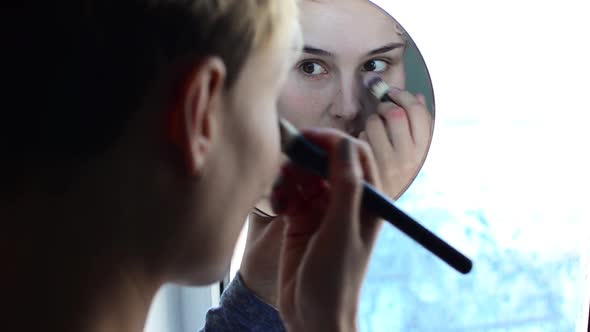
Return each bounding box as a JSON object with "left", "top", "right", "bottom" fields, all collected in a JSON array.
[
  {"left": 303, "top": 46, "right": 334, "bottom": 57},
  {"left": 302, "top": 42, "right": 406, "bottom": 58},
  {"left": 366, "top": 42, "right": 406, "bottom": 56}
]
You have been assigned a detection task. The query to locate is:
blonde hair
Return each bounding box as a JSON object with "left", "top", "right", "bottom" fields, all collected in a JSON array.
[
  {"left": 204, "top": 0, "right": 298, "bottom": 50},
  {"left": 165, "top": 0, "right": 299, "bottom": 86}
]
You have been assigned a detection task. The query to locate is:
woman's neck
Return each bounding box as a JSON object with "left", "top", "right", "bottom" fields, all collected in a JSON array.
[
  {"left": 4, "top": 219, "right": 160, "bottom": 332},
  {"left": 75, "top": 265, "right": 158, "bottom": 332},
  {"left": 2, "top": 184, "right": 163, "bottom": 332}
]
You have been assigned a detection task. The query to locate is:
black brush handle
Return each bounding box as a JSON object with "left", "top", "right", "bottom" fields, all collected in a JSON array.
[
  {"left": 361, "top": 182, "right": 472, "bottom": 274},
  {"left": 286, "top": 136, "right": 330, "bottom": 177},
  {"left": 285, "top": 136, "right": 473, "bottom": 274}
]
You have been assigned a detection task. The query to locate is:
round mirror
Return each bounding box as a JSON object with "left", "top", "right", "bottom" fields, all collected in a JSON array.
[{"left": 254, "top": 0, "right": 435, "bottom": 218}]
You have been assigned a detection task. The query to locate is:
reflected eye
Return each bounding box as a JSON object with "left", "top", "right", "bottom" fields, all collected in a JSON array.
[
  {"left": 362, "top": 59, "right": 388, "bottom": 73},
  {"left": 299, "top": 61, "right": 328, "bottom": 76}
]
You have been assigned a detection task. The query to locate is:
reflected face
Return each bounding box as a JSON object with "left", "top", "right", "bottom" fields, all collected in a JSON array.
[{"left": 279, "top": 0, "right": 406, "bottom": 136}]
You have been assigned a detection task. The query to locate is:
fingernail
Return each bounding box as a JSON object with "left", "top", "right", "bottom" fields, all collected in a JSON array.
[{"left": 339, "top": 138, "right": 352, "bottom": 163}]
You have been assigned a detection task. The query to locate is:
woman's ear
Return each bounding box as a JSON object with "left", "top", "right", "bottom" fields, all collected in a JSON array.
[{"left": 168, "top": 57, "right": 226, "bottom": 176}]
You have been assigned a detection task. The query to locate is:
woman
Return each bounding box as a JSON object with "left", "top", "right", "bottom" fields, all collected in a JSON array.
[
  {"left": 236, "top": 0, "right": 433, "bottom": 323},
  {"left": 3, "top": 1, "right": 382, "bottom": 332}
]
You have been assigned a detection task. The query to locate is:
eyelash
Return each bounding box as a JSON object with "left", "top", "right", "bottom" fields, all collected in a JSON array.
[
  {"left": 297, "top": 59, "right": 329, "bottom": 79},
  {"left": 296, "top": 57, "right": 398, "bottom": 79},
  {"left": 361, "top": 58, "right": 393, "bottom": 73}
]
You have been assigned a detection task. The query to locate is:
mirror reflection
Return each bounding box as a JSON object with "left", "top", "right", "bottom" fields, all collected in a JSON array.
[{"left": 254, "top": 0, "right": 435, "bottom": 217}]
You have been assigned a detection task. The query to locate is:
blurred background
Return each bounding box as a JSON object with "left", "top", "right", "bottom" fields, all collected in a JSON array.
[{"left": 359, "top": 0, "right": 590, "bottom": 331}]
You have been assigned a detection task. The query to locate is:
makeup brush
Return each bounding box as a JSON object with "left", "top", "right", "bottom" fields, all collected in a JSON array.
[
  {"left": 364, "top": 75, "right": 401, "bottom": 106},
  {"left": 278, "top": 117, "right": 473, "bottom": 274}
]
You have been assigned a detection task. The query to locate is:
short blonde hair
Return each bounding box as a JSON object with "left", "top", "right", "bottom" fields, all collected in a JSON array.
[
  {"left": 164, "top": 0, "right": 299, "bottom": 86},
  {"left": 204, "top": 0, "right": 299, "bottom": 50}
]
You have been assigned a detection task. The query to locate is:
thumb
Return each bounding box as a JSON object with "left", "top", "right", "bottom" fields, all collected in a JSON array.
[{"left": 323, "top": 138, "right": 364, "bottom": 238}]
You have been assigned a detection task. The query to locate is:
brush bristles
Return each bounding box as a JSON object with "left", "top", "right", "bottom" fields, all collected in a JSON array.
[{"left": 368, "top": 78, "right": 391, "bottom": 101}]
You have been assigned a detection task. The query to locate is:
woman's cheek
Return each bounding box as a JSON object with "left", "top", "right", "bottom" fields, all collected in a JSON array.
[
  {"left": 278, "top": 79, "right": 334, "bottom": 129},
  {"left": 383, "top": 63, "right": 406, "bottom": 90},
  {"left": 396, "top": 66, "right": 407, "bottom": 90}
]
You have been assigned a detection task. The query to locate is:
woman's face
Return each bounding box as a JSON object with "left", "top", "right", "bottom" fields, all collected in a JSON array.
[{"left": 279, "top": 0, "right": 407, "bottom": 136}]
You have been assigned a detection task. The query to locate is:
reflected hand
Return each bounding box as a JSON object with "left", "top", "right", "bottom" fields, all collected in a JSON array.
[
  {"left": 271, "top": 128, "right": 382, "bottom": 332},
  {"left": 360, "top": 89, "right": 433, "bottom": 199}
]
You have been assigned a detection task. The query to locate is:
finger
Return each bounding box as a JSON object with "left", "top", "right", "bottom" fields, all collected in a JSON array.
[
  {"left": 241, "top": 217, "right": 284, "bottom": 272},
  {"left": 274, "top": 163, "right": 329, "bottom": 217},
  {"left": 278, "top": 219, "right": 306, "bottom": 318},
  {"left": 356, "top": 139, "right": 380, "bottom": 191},
  {"left": 245, "top": 212, "right": 279, "bottom": 251},
  {"left": 416, "top": 93, "right": 427, "bottom": 106},
  {"left": 413, "top": 93, "right": 434, "bottom": 148},
  {"left": 359, "top": 131, "right": 368, "bottom": 143},
  {"left": 278, "top": 185, "right": 326, "bottom": 284},
  {"left": 280, "top": 128, "right": 376, "bottom": 242},
  {"left": 365, "top": 113, "right": 396, "bottom": 168},
  {"left": 387, "top": 90, "right": 432, "bottom": 146},
  {"left": 276, "top": 161, "right": 331, "bottom": 314},
  {"left": 358, "top": 131, "right": 381, "bottom": 188},
  {"left": 379, "top": 105, "right": 413, "bottom": 155},
  {"left": 277, "top": 189, "right": 328, "bottom": 318},
  {"left": 354, "top": 142, "right": 384, "bottom": 245},
  {"left": 248, "top": 212, "right": 283, "bottom": 240},
  {"left": 320, "top": 137, "right": 363, "bottom": 241}
]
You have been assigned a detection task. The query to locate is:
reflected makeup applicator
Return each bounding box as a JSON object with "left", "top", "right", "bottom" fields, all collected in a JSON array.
[
  {"left": 364, "top": 74, "right": 401, "bottom": 105},
  {"left": 278, "top": 79, "right": 473, "bottom": 274}
]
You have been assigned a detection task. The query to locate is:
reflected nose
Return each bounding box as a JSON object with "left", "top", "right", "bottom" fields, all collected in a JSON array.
[{"left": 329, "top": 78, "right": 360, "bottom": 121}]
